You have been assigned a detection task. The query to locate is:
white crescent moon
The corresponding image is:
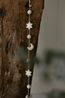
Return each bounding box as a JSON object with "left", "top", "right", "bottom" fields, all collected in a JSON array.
[{"left": 27, "top": 43, "right": 34, "bottom": 51}]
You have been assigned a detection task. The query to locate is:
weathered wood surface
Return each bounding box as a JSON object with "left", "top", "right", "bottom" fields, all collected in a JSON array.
[{"left": 0, "top": 0, "right": 44, "bottom": 98}]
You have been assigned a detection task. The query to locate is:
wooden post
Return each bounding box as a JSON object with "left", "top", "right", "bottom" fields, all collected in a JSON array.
[{"left": 0, "top": 0, "right": 44, "bottom": 98}]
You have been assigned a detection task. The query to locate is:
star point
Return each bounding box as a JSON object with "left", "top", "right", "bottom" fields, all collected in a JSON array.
[
  {"left": 26, "top": 22, "right": 33, "bottom": 30},
  {"left": 25, "top": 69, "right": 32, "bottom": 77}
]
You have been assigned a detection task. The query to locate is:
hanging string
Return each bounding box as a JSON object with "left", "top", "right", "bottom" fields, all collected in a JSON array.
[{"left": 25, "top": 0, "right": 34, "bottom": 98}]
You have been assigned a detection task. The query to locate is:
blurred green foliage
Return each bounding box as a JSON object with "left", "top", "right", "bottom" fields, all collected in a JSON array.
[{"left": 47, "top": 90, "right": 65, "bottom": 98}]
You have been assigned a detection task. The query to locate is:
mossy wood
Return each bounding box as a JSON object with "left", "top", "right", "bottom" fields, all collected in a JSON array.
[{"left": 0, "top": 0, "right": 44, "bottom": 98}]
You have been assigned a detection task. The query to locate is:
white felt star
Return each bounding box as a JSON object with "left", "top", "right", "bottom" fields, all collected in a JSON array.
[
  {"left": 26, "top": 22, "right": 33, "bottom": 30},
  {"left": 26, "top": 69, "right": 32, "bottom": 77}
]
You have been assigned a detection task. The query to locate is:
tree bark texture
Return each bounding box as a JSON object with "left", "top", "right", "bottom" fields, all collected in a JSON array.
[{"left": 0, "top": 0, "right": 44, "bottom": 98}]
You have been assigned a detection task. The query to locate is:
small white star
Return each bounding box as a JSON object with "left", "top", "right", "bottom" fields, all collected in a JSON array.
[
  {"left": 27, "top": 84, "right": 31, "bottom": 89},
  {"left": 26, "top": 22, "right": 33, "bottom": 30},
  {"left": 25, "top": 69, "right": 32, "bottom": 77}
]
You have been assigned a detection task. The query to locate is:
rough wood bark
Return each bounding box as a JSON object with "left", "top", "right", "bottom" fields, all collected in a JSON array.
[{"left": 0, "top": 0, "right": 44, "bottom": 98}]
